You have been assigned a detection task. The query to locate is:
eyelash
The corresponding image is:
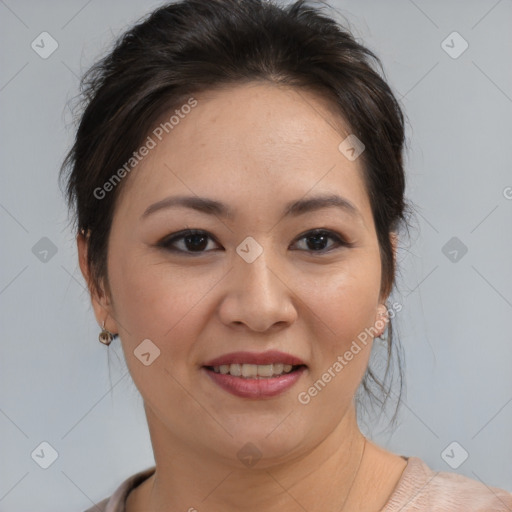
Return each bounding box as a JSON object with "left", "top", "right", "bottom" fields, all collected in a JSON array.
[{"left": 157, "top": 228, "right": 353, "bottom": 255}]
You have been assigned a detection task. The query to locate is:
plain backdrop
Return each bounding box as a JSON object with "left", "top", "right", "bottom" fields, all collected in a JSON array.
[{"left": 1, "top": 0, "right": 511, "bottom": 510}]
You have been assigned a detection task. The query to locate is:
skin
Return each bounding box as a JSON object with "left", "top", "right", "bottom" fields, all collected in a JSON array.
[{"left": 78, "top": 82, "right": 407, "bottom": 512}]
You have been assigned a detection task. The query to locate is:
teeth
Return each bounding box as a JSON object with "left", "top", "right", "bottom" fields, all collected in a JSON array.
[
  {"left": 242, "top": 364, "right": 259, "bottom": 377},
  {"left": 273, "top": 363, "right": 284, "bottom": 374},
  {"left": 211, "top": 363, "right": 297, "bottom": 378},
  {"left": 230, "top": 363, "right": 242, "bottom": 377},
  {"left": 256, "top": 364, "right": 273, "bottom": 377}
]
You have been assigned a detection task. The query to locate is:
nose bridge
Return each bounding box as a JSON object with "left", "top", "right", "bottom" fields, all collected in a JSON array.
[
  {"left": 235, "top": 244, "right": 280, "bottom": 302},
  {"left": 219, "top": 241, "right": 297, "bottom": 331}
]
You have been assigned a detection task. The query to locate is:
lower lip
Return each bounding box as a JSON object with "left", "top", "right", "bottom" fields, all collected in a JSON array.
[{"left": 202, "top": 366, "right": 306, "bottom": 399}]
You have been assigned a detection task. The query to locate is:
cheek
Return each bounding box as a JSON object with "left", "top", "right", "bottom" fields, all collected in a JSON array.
[
  {"left": 107, "top": 247, "right": 221, "bottom": 355},
  {"left": 294, "top": 253, "right": 382, "bottom": 346},
  {"left": 293, "top": 262, "right": 380, "bottom": 419},
  {"left": 106, "top": 252, "right": 215, "bottom": 410}
]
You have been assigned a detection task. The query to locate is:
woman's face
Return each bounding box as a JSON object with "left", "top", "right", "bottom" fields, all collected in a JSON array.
[{"left": 86, "top": 82, "right": 388, "bottom": 466}]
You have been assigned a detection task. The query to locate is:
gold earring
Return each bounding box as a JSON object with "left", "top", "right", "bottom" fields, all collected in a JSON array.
[{"left": 98, "top": 320, "right": 114, "bottom": 346}]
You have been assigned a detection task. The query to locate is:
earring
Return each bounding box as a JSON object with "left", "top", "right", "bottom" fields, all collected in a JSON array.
[{"left": 98, "top": 320, "right": 114, "bottom": 346}]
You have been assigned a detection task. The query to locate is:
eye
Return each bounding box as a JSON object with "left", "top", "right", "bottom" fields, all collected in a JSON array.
[
  {"left": 157, "top": 228, "right": 352, "bottom": 255},
  {"left": 158, "top": 229, "right": 220, "bottom": 254},
  {"left": 292, "top": 229, "right": 352, "bottom": 253}
]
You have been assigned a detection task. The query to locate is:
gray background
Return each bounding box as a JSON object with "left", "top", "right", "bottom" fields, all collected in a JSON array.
[{"left": 1, "top": 0, "right": 511, "bottom": 510}]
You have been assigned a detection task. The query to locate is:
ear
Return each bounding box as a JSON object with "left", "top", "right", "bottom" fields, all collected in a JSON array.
[
  {"left": 374, "top": 302, "right": 390, "bottom": 338},
  {"left": 77, "top": 231, "right": 118, "bottom": 335},
  {"left": 378, "top": 231, "right": 399, "bottom": 305},
  {"left": 390, "top": 231, "right": 398, "bottom": 274}
]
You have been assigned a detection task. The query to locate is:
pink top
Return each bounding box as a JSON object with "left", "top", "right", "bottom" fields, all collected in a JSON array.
[{"left": 83, "top": 456, "right": 512, "bottom": 511}]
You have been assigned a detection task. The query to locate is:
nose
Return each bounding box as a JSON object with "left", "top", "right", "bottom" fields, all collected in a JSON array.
[{"left": 217, "top": 249, "right": 298, "bottom": 333}]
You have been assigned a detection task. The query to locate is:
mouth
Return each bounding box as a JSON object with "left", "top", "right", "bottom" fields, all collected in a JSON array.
[
  {"left": 204, "top": 363, "right": 306, "bottom": 378},
  {"left": 201, "top": 351, "right": 308, "bottom": 399}
]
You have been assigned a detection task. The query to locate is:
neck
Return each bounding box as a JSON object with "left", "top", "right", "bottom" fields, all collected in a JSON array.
[{"left": 138, "top": 404, "right": 370, "bottom": 512}]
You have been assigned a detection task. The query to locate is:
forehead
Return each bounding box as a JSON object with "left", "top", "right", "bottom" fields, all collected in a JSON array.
[{"left": 116, "top": 82, "right": 372, "bottom": 224}]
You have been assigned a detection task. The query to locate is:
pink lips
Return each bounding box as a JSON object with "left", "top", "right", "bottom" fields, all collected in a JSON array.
[{"left": 202, "top": 350, "right": 307, "bottom": 399}]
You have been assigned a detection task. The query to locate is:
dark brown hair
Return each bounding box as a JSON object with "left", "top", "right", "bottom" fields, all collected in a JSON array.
[{"left": 60, "top": 0, "right": 410, "bottom": 424}]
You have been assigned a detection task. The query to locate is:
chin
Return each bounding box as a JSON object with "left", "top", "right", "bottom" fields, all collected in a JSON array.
[{"left": 220, "top": 422, "right": 310, "bottom": 464}]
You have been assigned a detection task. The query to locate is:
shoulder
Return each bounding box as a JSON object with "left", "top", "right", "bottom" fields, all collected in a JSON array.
[
  {"left": 82, "top": 466, "right": 156, "bottom": 512},
  {"left": 382, "top": 456, "right": 512, "bottom": 512},
  {"left": 83, "top": 496, "right": 109, "bottom": 512}
]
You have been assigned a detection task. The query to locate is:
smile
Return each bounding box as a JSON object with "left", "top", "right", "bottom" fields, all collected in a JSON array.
[{"left": 209, "top": 363, "right": 297, "bottom": 378}]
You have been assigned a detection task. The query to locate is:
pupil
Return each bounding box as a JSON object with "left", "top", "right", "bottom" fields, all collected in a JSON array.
[
  {"left": 186, "top": 234, "right": 208, "bottom": 251},
  {"left": 308, "top": 233, "right": 327, "bottom": 251}
]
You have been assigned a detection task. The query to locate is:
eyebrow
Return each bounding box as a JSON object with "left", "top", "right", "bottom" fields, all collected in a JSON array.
[{"left": 141, "top": 193, "right": 361, "bottom": 221}]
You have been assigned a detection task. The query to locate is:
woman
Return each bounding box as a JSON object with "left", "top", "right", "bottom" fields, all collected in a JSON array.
[{"left": 60, "top": 0, "right": 512, "bottom": 510}]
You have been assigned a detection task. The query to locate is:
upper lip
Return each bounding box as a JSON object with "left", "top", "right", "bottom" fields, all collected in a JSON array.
[{"left": 203, "top": 350, "right": 306, "bottom": 367}]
